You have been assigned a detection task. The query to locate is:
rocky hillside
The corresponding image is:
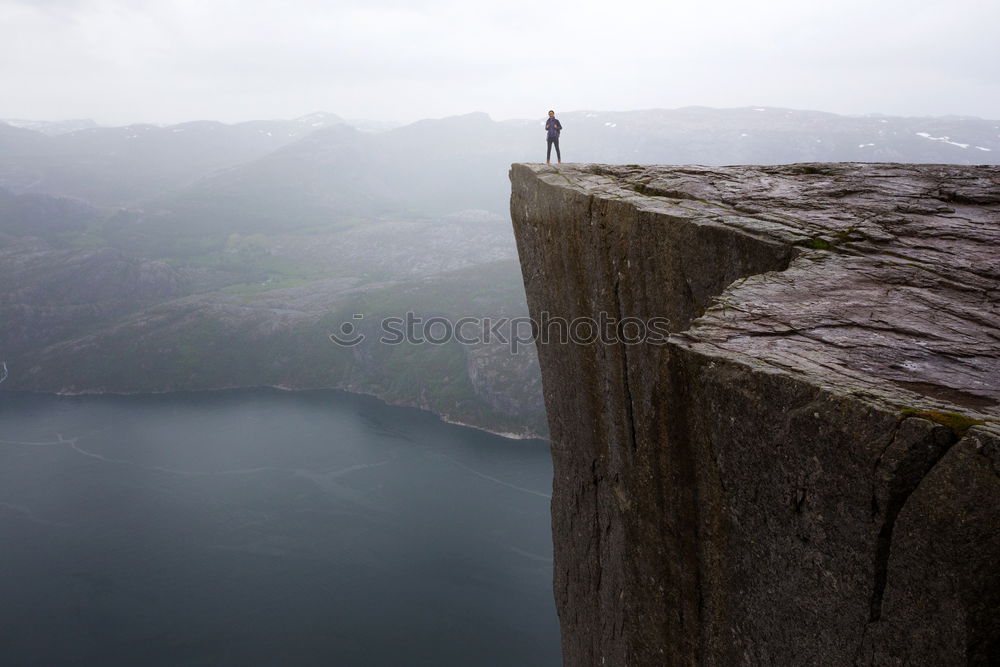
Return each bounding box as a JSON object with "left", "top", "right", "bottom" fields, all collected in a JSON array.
[{"left": 0, "top": 207, "right": 547, "bottom": 438}]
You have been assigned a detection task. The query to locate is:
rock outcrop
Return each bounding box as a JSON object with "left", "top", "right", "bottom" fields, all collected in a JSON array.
[{"left": 510, "top": 162, "right": 1000, "bottom": 665}]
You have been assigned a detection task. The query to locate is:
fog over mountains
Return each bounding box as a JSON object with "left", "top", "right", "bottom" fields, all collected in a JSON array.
[{"left": 1, "top": 107, "right": 997, "bottom": 436}]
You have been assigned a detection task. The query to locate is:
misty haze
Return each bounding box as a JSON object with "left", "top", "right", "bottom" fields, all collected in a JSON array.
[{"left": 2, "top": 0, "right": 999, "bottom": 665}]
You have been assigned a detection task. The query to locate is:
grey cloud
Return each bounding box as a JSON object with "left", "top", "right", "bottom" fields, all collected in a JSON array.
[{"left": 0, "top": 0, "right": 997, "bottom": 125}]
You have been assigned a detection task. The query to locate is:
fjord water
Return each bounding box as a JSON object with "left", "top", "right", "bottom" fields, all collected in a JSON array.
[{"left": 0, "top": 390, "right": 559, "bottom": 666}]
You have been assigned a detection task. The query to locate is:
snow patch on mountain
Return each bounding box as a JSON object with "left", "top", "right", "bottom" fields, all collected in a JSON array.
[{"left": 916, "top": 132, "right": 970, "bottom": 149}]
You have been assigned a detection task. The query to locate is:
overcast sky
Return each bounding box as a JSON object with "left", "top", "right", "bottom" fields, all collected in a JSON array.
[{"left": 2, "top": 0, "right": 998, "bottom": 125}]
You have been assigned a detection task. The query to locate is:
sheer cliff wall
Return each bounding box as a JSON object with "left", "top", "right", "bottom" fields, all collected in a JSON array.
[{"left": 509, "top": 162, "right": 1000, "bottom": 666}]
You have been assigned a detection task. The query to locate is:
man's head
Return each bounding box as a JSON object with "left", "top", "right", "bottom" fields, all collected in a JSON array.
[{"left": 548, "top": 110, "right": 555, "bottom": 117}]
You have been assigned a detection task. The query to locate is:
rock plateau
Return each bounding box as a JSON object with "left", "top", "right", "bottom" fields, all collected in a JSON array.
[{"left": 510, "top": 162, "right": 999, "bottom": 666}]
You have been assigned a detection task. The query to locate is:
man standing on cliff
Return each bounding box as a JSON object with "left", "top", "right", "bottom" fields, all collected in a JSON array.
[{"left": 545, "top": 110, "right": 562, "bottom": 164}]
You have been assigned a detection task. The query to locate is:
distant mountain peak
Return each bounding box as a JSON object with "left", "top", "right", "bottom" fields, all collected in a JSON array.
[
  {"left": 1, "top": 118, "right": 99, "bottom": 135},
  {"left": 448, "top": 111, "right": 493, "bottom": 122},
  {"left": 294, "top": 111, "right": 346, "bottom": 127}
]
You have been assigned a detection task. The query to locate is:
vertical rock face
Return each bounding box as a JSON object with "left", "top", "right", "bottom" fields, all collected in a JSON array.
[{"left": 509, "top": 163, "right": 1000, "bottom": 666}]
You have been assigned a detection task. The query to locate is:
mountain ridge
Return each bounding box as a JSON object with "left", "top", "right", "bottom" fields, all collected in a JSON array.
[{"left": 2, "top": 105, "right": 998, "bottom": 439}]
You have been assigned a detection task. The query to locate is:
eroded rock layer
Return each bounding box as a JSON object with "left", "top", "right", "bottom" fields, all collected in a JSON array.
[{"left": 509, "top": 162, "right": 1000, "bottom": 666}]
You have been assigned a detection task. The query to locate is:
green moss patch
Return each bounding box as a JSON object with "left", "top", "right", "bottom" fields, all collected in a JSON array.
[
  {"left": 803, "top": 237, "right": 832, "bottom": 250},
  {"left": 900, "top": 408, "right": 986, "bottom": 437}
]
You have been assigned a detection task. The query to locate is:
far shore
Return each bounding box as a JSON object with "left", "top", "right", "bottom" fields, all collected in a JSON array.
[{"left": 6, "top": 383, "right": 550, "bottom": 443}]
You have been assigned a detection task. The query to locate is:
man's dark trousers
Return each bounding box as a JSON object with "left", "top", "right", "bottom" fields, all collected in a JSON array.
[{"left": 547, "top": 137, "right": 561, "bottom": 161}]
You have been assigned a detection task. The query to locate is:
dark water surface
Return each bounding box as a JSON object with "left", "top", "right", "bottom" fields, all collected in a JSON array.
[{"left": 0, "top": 390, "right": 560, "bottom": 666}]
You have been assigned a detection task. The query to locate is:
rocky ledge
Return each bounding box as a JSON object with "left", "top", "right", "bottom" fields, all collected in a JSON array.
[{"left": 510, "top": 162, "right": 999, "bottom": 666}]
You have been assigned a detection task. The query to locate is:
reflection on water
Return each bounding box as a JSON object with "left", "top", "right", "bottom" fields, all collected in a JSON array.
[{"left": 0, "top": 389, "right": 560, "bottom": 667}]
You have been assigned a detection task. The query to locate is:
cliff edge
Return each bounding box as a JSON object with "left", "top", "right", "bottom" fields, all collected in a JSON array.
[{"left": 510, "top": 162, "right": 1000, "bottom": 666}]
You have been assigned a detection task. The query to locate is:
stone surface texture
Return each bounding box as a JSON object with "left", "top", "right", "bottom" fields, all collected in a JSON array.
[{"left": 509, "top": 162, "right": 1000, "bottom": 666}]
